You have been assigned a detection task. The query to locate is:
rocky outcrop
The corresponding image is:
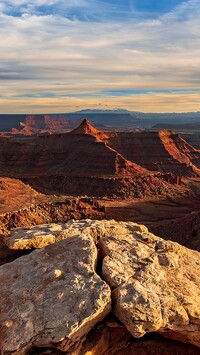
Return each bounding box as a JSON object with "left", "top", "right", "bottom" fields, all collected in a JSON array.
[
  {"left": 0, "top": 198, "right": 105, "bottom": 237},
  {"left": 0, "top": 234, "right": 111, "bottom": 354},
  {"left": 4, "top": 219, "right": 148, "bottom": 250},
  {"left": 69, "top": 118, "right": 104, "bottom": 138},
  {"left": 99, "top": 227, "right": 200, "bottom": 347},
  {"left": 0, "top": 199, "right": 105, "bottom": 266},
  {"left": 3, "top": 219, "right": 200, "bottom": 348}
]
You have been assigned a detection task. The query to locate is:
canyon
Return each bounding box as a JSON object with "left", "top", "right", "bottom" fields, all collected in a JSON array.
[
  {"left": 0, "top": 119, "right": 200, "bottom": 354},
  {"left": 0, "top": 119, "right": 200, "bottom": 200}
]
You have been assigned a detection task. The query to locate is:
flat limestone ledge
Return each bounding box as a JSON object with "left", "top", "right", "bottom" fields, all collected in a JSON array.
[
  {"left": 99, "top": 232, "right": 200, "bottom": 347},
  {"left": 4, "top": 219, "right": 148, "bottom": 250},
  {"left": 0, "top": 234, "right": 111, "bottom": 355}
]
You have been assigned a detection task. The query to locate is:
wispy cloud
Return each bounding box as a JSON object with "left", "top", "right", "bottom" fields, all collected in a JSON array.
[{"left": 0, "top": 0, "right": 200, "bottom": 112}]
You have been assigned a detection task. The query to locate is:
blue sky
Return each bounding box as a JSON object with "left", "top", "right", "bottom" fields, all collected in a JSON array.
[{"left": 0, "top": 0, "right": 200, "bottom": 113}]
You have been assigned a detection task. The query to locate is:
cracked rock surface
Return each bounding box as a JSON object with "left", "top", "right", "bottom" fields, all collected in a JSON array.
[
  {"left": 0, "top": 234, "right": 111, "bottom": 355},
  {"left": 99, "top": 229, "right": 200, "bottom": 347},
  {"left": 1, "top": 219, "right": 200, "bottom": 353},
  {"left": 4, "top": 219, "right": 148, "bottom": 250}
]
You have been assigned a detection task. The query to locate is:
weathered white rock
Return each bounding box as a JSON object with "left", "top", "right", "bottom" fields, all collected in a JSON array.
[
  {"left": 5, "top": 219, "right": 148, "bottom": 250},
  {"left": 99, "top": 229, "right": 200, "bottom": 347},
  {"left": 0, "top": 234, "right": 111, "bottom": 355},
  {"left": 2, "top": 219, "right": 200, "bottom": 350}
]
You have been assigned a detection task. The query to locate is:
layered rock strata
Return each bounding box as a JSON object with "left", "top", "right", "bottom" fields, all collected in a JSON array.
[
  {"left": 1, "top": 120, "right": 199, "bottom": 200},
  {"left": 105, "top": 130, "right": 200, "bottom": 176}
]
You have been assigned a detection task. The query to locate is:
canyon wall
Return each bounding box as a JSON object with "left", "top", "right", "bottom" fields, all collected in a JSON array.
[
  {"left": 106, "top": 130, "right": 200, "bottom": 176},
  {"left": 0, "top": 120, "right": 200, "bottom": 199}
]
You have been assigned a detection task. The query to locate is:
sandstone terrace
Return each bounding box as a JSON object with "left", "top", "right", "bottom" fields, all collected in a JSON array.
[{"left": 0, "top": 119, "right": 200, "bottom": 200}]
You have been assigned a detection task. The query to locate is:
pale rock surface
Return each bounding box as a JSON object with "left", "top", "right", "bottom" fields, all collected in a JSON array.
[
  {"left": 5, "top": 219, "right": 148, "bottom": 250},
  {"left": 2, "top": 219, "right": 200, "bottom": 350},
  {"left": 99, "top": 228, "right": 200, "bottom": 347},
  {"left": 0, "top": 234, "right": 111, "bottom": 355}
]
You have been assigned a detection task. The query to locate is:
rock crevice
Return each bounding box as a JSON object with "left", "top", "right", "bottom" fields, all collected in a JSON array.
[{"left": 1, "top": 219, "right": 200, "bottom": 354}]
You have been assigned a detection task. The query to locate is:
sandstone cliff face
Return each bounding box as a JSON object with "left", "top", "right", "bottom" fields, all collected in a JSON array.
[
  {"left": 2, "top": 220, "right": 200, "bottom": 353},
  {"left": 0, "top": 120, "right": 200, "bottom": 200},
  {"left": 105, "top": 130, "right": 200, "bottom": 176},
  {"left": 0, "top": 133, "right": 145, "bottom": 178}
]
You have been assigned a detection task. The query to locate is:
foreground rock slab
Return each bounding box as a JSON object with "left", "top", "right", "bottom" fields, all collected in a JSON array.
[
  {"left": 5, "top": 219, "right": 148, "bottom": 250},
  {"left": 99, "top": 228, "right": 200, "bottom": 347},
  {"left": 0, "top": 234, "right": 111, "bottom": 355}
]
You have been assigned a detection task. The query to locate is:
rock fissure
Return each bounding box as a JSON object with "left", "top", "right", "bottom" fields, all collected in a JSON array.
[{"left": 0, "top": 219, "right": 200, "bottom": 354}]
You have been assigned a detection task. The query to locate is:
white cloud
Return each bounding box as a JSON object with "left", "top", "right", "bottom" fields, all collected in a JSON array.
[{"left": 0, "top": 0, "right": 200, "bottom": 112}]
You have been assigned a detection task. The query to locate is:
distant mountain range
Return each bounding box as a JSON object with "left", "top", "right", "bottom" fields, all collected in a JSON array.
[{"left": 0, "top": 110, "right": 200, "bottom": 132}]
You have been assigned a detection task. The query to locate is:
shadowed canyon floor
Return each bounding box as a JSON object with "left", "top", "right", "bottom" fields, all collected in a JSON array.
[{"left": 102, "top": 177, "right": 200, "bottom": 251}]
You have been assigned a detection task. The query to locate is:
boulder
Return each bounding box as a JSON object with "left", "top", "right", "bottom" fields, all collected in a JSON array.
[
  {"left": 2, "top": 219, "right": 200, "bottom": 350},
  {"left": 99, "top": 227, "right": 200, "bottom": 347},
  {"left": 4, "top": 219, "right": 148, "bottom": 250},
  {"left": 0, "top": 234, "right": 111, "bottom": 355}
]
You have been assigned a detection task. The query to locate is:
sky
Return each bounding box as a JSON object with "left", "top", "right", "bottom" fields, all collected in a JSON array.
[{"left": 0, "top": 0, "right": 200, "bottom": 113}]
